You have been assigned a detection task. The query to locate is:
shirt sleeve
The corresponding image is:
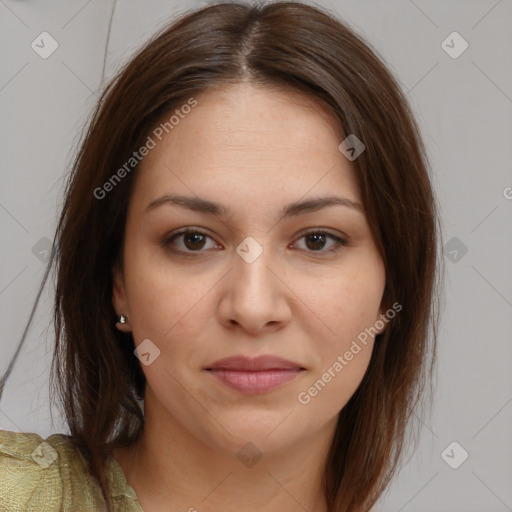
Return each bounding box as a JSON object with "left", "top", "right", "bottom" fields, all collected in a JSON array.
[{"left": 0, "top": 429, "right": 64, "bottom": 512}]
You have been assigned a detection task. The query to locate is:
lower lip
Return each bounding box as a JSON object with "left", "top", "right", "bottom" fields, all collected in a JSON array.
[{"left": 206, "top": 369, "right": 304, "bottom": 394}]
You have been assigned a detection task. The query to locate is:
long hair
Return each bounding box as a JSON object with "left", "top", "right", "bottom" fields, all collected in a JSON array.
[{"left": 0, "top": 2, "right": 442, "bottom": 511}]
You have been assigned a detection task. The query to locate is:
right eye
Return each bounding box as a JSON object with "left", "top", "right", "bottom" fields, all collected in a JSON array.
[{"left": 162, "top": 228, "right": 222, "bottom": 255}]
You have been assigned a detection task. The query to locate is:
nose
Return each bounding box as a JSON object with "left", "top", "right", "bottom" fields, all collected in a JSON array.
[{"left": 218, "top": 238, "right": 292, "bottom": 335}]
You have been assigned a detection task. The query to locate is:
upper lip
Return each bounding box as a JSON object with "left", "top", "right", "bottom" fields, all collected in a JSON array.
[{"left": 206, "top": 355, "right": 305, "bottom": 371}]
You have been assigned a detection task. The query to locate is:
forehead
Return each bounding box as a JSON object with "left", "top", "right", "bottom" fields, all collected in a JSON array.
[{"left": 130, "top": 83, "right": 361, "bottom": 215}]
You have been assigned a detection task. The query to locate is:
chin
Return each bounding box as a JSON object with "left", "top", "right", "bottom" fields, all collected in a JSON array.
[{"left": 198, "top": 420, "right": 300, "bottom": 458}]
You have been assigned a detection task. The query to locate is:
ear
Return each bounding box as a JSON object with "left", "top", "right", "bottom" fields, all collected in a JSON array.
[{"left": 112, "top": 261, "right": 132, "bottom": 333}]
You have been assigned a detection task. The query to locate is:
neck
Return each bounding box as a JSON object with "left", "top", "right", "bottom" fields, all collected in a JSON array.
[{"left": 114, "top": 391, "right": 334, "bottom": 512}]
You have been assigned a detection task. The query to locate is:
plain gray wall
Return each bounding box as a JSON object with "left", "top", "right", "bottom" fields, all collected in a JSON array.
[{"left": 1, "top": 1, "right": 511, "bottom": 510}]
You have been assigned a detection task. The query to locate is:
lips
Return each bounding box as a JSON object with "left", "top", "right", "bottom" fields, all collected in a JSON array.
[
  {"left": 205, "top": 355, "right": 306, "bottom": 394},
  {"left": 205, "top": 355, "right": 305, "bottom": 372}
]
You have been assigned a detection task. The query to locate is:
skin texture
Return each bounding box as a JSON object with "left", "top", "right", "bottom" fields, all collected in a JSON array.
[{"left": 112, "top": 83, "right": 386, "bottom": 512}]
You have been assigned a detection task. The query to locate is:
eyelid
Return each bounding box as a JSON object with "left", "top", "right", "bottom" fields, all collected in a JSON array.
[
  {"left": 162, "top": 226, "right": 349, "bottom": 255},
  {"left": 297, "top": 227, "right": 348, "bottom": 242},
  {"left": 161, "top": 227, "right": 218, "bottom": 251},
  {"left": 293, "top": 228, "right": 348, "bottom": 253}
]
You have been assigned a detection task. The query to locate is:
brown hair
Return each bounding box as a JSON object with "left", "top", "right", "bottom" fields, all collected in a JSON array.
[{"left": 0, "top": 2, "right": 442, "bottom": 511}]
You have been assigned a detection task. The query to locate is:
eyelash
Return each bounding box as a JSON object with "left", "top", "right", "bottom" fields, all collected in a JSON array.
[{"left": 162, "top": 228, "right": 348, "bottom": 257}]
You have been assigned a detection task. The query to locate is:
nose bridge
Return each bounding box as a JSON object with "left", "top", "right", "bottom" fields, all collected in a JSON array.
[
  {"left": 233, "top": 235, "right": 275, "bottom": 295},
  {"left": 224, "top": 234, "right": 288, "bottom": 330}
]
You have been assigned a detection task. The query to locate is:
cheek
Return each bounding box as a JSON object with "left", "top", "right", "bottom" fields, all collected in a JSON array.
[
  {"left": 123, "top": 243, "right": 216, "bottom": 344},
  {"left": 295, "top": 267, "right": 382, "bottom": 415},
  {"left": 294, "top": 253, "right": 384, "bottom": 412},
  {"left": 295, "top": 257, "right": 384, "bottom": 348},
  {"left": 129, "top": 279, "right": 214, "bottom": 349},
  {"left": 296, "top": 344, "right": 373, "bottom": 426}
]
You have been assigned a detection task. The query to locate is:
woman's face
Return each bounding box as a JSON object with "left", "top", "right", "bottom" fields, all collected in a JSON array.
[{"left": 113, "top": 83, "right": 386, "bottom": 456}]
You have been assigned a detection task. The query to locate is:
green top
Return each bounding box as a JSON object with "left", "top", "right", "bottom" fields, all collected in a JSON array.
[{"left": 0, "top": 429, "right": 143, "bottom": 511}]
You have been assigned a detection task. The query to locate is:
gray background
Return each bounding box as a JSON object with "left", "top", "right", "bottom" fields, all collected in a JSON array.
[{"left": 1, "top": 0, "right": 511, "bottom": 510}]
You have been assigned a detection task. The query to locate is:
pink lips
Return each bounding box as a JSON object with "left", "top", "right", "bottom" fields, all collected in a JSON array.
[{"left": 205, "top": 355, "right": 306, "bottom": 394}]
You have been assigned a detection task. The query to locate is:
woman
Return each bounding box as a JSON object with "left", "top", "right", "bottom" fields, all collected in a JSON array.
[{"left": 0, "top": 1, "right": 441, "bottom": 511}]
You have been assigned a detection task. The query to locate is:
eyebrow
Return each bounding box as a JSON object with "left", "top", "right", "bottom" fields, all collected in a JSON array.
[{"left": 145, "top": 193, "right": 364, "bottom": 221}]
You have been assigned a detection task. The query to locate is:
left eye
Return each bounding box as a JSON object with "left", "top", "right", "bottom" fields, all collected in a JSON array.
[
  {"left": 295, "top": 230, "right": 347, "bottom": 253},
  {"left": 163, "top": 229, "right": 347, "bottom": 255}
]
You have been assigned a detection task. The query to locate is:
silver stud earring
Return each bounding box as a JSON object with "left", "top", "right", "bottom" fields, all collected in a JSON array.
[{"left": 119, "top": 314, "right": 127, "bottom": 324}]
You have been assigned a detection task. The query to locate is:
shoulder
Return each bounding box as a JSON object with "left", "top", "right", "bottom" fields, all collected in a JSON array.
[
  {"left": 0, "top": 428, "right": 106, "bottom": 511},
  {"left": 0, "top": 429, "right": 65, "bottom": 511}
]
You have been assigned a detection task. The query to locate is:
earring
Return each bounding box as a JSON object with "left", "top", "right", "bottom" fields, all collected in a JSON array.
[{"left": 115, "top": 313, "right": 130, "bottom": 332}]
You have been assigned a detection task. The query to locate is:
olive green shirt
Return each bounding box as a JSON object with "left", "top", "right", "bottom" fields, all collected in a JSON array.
[{"left": 0, "top": 429, "right": 143, "bottom": 511}]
